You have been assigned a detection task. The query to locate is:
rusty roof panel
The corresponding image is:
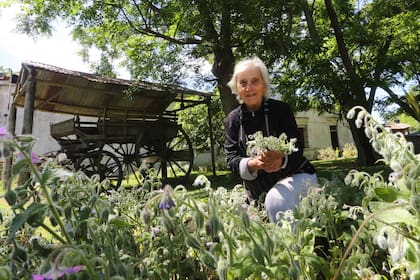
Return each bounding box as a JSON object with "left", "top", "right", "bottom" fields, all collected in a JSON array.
[{"left": 13, "top": 61, "right": 211, "bottom": 118}]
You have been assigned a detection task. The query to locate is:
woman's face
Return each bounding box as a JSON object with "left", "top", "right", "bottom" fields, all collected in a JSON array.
[{"left": 236, "top": 67, "right": 266, "bottom": 111}]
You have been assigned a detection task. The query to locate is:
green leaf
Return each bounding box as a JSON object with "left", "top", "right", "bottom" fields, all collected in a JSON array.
[
  {"left": 7, "top": 203, "right": 48, "bottom": 242},
  {"left": 305, "top": 255, "right": 332, "bottom": 279},
  {"left": 373, "top": 206, "right": 418, "bottom": 225},
  {"left": 199, "top": 250, "right": 217, "bottom": 270},
  {"left": 110, "top": 216, "right": 131, "bottom": 228},
  {"left": 4, "top": 190, "right": 17, "bottom": 206},
  {"left": 11, "top": 159, "right": 28, "bottom": 176},
  {"left": 374, "top": 187, "right": 399, "bottom": 202}
]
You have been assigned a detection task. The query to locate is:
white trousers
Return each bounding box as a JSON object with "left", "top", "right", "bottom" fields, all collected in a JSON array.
[{"left": 264, "top": 173, "right": 317, "bottom": 223}]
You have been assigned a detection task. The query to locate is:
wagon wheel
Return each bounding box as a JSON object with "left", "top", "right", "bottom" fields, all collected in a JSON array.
[
  {"left": 74, "top": 150, "right": 123, "bottom": 189},
  {"left": 138, "top": 127, "right": 193, "bottom": 179},
  {"left": 102, "top": 143, "right": 142, "bottom": 185}
]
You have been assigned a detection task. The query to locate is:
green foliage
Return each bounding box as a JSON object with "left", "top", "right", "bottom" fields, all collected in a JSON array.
[
  {"left": 272, "top": 0, "right": 420, "bottom": 120},
  {"left": 11, "top": 0, "right": 298, "bottom": 86},
  {"left": 344, "top": 106, "right": 420, "bottom": 279},
  {"left": 9, "top": 0, "right": 420, "bottom": 166},
  {"left": 1, "top": 105, "right": 419, "bottom": 279},
  {"left": 178, "top": 94, "right": 225, "bottom": 153}
]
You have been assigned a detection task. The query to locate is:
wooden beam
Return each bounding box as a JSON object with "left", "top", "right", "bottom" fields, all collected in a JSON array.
[
  {"left": 18, "top": 79, "right": 36, "bottom": 185},
  {"left": 207, "top": 97, "right": 216, "bottom": 176},
  {"left": 22, "top": 80, "right": 36, "bottom": 134},
  {"left": 34, "top": 79, "right": 128, "bottom": 97},
  {"left": 30, "top": 98, "right": 168, "bottom": 118}
]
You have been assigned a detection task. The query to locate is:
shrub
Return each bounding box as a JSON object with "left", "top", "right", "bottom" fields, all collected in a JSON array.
[
  {"left": 341, "top": 143, "right": 357, "bottom": 158},
  {"left": 317, "top": 146, "right": 339, "bottom": 160}
]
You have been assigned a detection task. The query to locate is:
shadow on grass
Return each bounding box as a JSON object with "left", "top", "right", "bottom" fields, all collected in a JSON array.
[
  {"left": 162, "top": 158, "right": 391, "bottom": 191},
  {"left": 162, "top": 170, "right": 242, "bottom": 191},
  {"left": 313, "top": 157, "right": 392, "bottom": 180}
]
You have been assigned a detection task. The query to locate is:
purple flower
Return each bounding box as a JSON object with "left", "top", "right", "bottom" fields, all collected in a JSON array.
[
  {"left": 32, "top": 265, "right": 84, "bottom": 280},
  {"left": 159, "top": 200, "right": 175, "bottom": 209},
  {"left": 159, "top": 185, "right": 175, "bottom": 210},
  {"left": 0, "top": 127, "right": 11, "bottom": 139},
  {"left": 17, "top": 151, "right": 41, "bottom": 164}
]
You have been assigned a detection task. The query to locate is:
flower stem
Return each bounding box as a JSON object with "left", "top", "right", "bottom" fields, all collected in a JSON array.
[{"left": 17, "top": 146, "right": 72, "bottom": 244}]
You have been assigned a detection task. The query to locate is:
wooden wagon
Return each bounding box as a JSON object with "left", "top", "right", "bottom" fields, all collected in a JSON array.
[{"left": 11, "top": 61, "right": 214, "bottom": 188}]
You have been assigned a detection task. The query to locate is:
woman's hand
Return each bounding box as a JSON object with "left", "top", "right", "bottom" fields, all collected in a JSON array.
[
  {"left": 247, "top": 157, "right": 265, "bottom": 173},
  {"left": 247, "top": 150, "right": 284, "bottom": 174},
  {"left": 261, "top": 150, "right": 284, "bottom": 173}
]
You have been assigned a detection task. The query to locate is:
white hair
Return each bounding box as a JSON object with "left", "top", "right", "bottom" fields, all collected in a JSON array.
[{"left": 227, "top": 56, "right": 271, "bottom": 103}]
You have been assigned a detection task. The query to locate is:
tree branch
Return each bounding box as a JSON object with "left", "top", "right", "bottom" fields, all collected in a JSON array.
[
  {"left": 194, "top": 0, "right": 220, "bottom": 43},
  {"left": 381, "top": 86, "right": 419, "bottom": 120},
  {"left": 130, "top": 0, "right": 148, "bottom": 27},
  {"left": 302, "top": 0, "right": 322, "bottom": 46},
  {"left": 118, "top": 6, "right": 201, "bottom": 45},
  {"left": 324, "top": 0, "right": 356, "bottom": 79},
  {"left": 368, "top": 35, "right": 393, "bottom": 109}
]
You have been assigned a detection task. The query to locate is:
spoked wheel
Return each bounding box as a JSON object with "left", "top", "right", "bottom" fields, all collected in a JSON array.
[
  {"left": 102, "top": 143, "right": 141, "bottom": 185},
  {"left": 138, "top": 127, "right": 193, "bottom": 179},
  {"left": 74, "top": 150, "right": 123, "bottom": 189}
]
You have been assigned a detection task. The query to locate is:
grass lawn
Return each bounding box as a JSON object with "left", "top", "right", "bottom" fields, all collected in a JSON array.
[
  {"left": 164, "top": 157, "right": 392, "bottom": 190},
  {"left": 312, "top": 157, "right": 391, "bottom": 180}
]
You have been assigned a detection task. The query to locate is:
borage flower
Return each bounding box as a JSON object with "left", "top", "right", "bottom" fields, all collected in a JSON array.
[
  {"left": 17, "top": 151, "right": 41, "bottom": 164},
  {"left": 159, "top": 184, "right": 175, "bottom": 210},
  {"left": 32, "top": 265, "right": 84, "bottom": 280}
]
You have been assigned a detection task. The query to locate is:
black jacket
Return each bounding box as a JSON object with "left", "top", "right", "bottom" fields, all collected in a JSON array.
[{"left": 224, "top": 98, "right": 315, "bottom": 201}]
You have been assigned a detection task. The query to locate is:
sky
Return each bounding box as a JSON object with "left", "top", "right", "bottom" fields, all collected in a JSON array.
[{"left": 0, "top": 5, "right": 100, "bottom": 75}]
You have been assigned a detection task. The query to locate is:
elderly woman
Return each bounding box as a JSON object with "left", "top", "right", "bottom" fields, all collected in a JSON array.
[{"left": 224, "top": 56, "right": 317, "bottom": 223}]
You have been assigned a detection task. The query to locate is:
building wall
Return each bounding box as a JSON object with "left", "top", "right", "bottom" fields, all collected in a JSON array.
[
  {"left": 0, "top": 79, "right": 14, "bottom": 128},
  {"left": 295, "top": 110, "right": 354, "bottom": 160},
  {"left": 1, "top": 78, "right": 92, "bottom": 155}
]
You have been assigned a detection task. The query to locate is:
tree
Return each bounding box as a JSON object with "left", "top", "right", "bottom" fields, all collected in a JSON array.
[
  {"left": 11, "top": 0, "right": 302, "bottom": 116},
  {"left": 9, "top": 0, "right": 420, "bottom": 166},
  {"left": 269, "top": 0, "right": 420, "bottom": 165}
]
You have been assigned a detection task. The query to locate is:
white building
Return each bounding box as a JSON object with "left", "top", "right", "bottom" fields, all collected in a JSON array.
[
  {"left": 295, "top": 111, "right": 354, "bottom": 159},
  {"left": 1, "top": 72, "right": 74, "bottom": 154}
]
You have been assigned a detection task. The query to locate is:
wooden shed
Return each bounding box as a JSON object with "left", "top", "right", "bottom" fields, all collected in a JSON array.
[{"left": 3, "top": 61, "right": 216, "bottom": 185}]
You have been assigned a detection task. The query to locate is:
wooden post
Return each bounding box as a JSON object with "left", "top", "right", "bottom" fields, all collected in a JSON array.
[
  {"left": 17, "top": 79, "right": 36, "bottom": 185},
  {"left": 206, "top": 97, "right": 216, "bottom": 176},
  {"left": 22, "top": 80, "right": 36, "bottom": 134},
  {"left": 1, "top": 103, "right": 17, "bottom": 186}
]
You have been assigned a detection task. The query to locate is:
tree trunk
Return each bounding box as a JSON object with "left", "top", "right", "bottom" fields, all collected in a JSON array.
[
  {"left": 212, "top": 46, "right": 238, "bottom": 116},
  {"left": 325, "top": 0, "right": 378, "bottom": 166},
  {"left": 347, "top": 119, "right": 378, "bottom": 166}
]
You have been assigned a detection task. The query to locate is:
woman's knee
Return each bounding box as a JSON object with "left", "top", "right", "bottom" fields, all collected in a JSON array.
[
  {"left": 264, "top": 185, "right": 291, "bottom": 222},
  {"left": 264, "top": 173, "right": 317, "bottom": 223}
]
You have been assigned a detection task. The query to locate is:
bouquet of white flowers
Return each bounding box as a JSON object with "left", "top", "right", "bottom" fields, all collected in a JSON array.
[{"left": 246, "top": 131, "right": 298, "bottom": 158}]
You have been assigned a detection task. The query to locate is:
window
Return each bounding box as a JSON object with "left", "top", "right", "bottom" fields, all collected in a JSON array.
[
  {"left": 298, "top": 127, "right": 309, "bottom": 148},
  {"left": 329, "top": 125, "right": 339, "bottom": 149}
]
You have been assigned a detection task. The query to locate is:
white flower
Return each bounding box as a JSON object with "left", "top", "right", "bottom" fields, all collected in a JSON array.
[
  {"left": 355, "top": 118, "right": 363, "bottom": 128},
  {"left": 346, "top": 109, "right": 355, "bottom": 119}
]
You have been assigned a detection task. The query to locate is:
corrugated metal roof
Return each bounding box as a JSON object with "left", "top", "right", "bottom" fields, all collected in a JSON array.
[{"left": 12, "top": 61, "right": 212, "bottom": 118}]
